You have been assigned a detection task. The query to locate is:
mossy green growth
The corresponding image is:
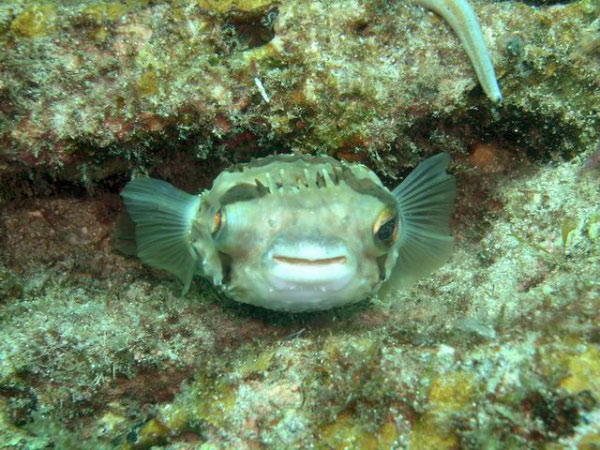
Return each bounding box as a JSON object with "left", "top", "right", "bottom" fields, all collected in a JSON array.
[
  {"left": 410, "top": 372, "right": 476, "bottom": 449},
  {"left": 134, "top": 372, "right": 238, "bottom": 446},
  {"left": 81, "top": 2, "right": 128, "bottom": 24},
  {"left": 577, "top": 430, "right": 600, "bottom": 449},
  {"left": 123, "top": 417, "right": 169, "bottom": 450},
  {"left": 318, "top": 412, "right": 397, "bottom": 450},
  {"left": 138, "top": 71, "right": 159, "bottom": 97},
  {"left": 158, "top": 346, "right": 276, "bottom": 436},
  {"left": 195, "top": 0, "right": 278, "bottom": 13},
  {"left": 10, "top": 4, "right": 56, "bottom": 38},
  {"left": 587, "top": 214, "right": 600, "bottom": 240},
  {"left": 427, "top": 372, "right": 475, "bottom": 414},
  {"left": 186, "top": 376, "right": 238, "bottom": 429},
  {"left": 410, "top": 417, "right": 458, "bottom": 450},
  {"left": 239, "top": 347, "right": 274, "bottom": 376},
  {"left": 560, "top": 346, "right": 600, "bottom": 396},
  {"left": 579, "top": 0, "right": 600, "bottom": 15}
]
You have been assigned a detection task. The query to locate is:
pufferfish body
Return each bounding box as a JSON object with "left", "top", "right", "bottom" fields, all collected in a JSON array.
[{"left": 117, "top": 153, "right": 456, "bottom": 312}]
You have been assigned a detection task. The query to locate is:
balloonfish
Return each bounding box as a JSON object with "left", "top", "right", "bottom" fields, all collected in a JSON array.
[{"left": 117, "top": 153, "right": 456, "bottom": 312}]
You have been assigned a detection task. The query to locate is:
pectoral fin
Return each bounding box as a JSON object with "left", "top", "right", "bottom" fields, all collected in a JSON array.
[
  {"left": 382, "top": 153, "right": 456, "bottom": 295},
  {"left": 119, "top": 178, "right": 201, "bottom": 294}
]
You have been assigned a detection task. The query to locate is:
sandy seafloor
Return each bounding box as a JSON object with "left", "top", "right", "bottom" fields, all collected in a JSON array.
[{"left": 0, "top": 0, "right": 599, "bottom": 448}]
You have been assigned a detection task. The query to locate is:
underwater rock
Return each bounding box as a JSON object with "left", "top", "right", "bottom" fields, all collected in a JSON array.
[
  {"left": 0, "top": 0, "right": 599, "bottom": 447},
  {"left": 0, "top": 0, "right": 597, "bottom": 190}
]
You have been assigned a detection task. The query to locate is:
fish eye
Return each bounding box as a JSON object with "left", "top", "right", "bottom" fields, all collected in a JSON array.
[
  {"left": 373, "top": 208, "right": 398, "bottom": 245},
  {"left": 212, "top": 208, "right": 226, "bottom": 237}
]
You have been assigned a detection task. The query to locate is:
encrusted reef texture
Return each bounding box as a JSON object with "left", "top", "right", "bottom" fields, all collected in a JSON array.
[{"left": 0, "top": 0, "right": 599, "bottom": 448}]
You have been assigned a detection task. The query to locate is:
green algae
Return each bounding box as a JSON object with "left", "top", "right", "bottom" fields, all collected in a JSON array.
[
  {"left": 560, "top": 346, "right": 600, "bottom": 397},
  {"left": 137, "top": 71, "right": 160, "bottom": 97},
  {"left": 10, "top": 4, "right": 56, "bottom": 38},
  {"left": 319, "top": 412, "right": 397, "bottom": 450},
  {"left": 80, "top": 1, "right": 128, "bottom": 24}
]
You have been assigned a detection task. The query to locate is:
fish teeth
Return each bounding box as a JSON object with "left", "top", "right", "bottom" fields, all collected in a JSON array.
[
  {"left": 304, "top": 168, "right": 314, "bottom": 188},
  {"left": 322, "top": 168, "right": 335, "bottom": 187},
  {"left": 255, "top": 178, "right": 269, "bottom": 195},
  {"left": 265, "top": 172, "right": 277, "bottom": 192}
]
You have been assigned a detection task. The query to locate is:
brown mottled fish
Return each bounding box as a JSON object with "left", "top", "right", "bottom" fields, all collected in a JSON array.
[{"left": 117, "top": 153, "right": 456, "bottom": 312}]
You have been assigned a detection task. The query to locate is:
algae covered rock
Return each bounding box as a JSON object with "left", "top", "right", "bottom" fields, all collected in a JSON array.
[{"left": 0, "top": 0, "right": 599, "bottom": 448}]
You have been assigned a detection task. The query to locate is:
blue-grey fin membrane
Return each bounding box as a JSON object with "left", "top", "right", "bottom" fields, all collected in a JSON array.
[
  {"left": 113, "top": 211, "right": 138, "bottom": 256},
  {"left": 383, "top": 153, "right": 456, "bottom": 295},
  {"left": 120, "top": 178, "right": 201, "bottom": 294}
]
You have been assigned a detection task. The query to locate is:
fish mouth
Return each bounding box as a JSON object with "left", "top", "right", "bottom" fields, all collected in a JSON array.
[
  {"left": 267, "top": 252, "right": 354, "bottom": 291},
  {"left": 272, "top": 255, "right": 347, "bottom": 266},
  {"left": 264, "top": 237, "right": 357, "bottom": 294}
]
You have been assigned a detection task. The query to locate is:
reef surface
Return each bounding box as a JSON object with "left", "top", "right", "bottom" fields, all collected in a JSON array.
[{"left": 0, "top": 0, "right": 599, "bottom": 448}]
